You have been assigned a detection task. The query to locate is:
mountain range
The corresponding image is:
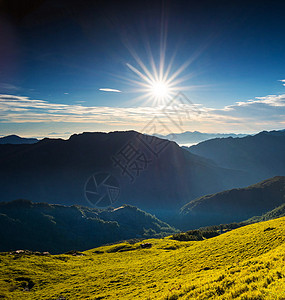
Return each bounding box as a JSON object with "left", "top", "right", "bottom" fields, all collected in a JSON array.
[
  {"left": 1, "top": 175, "right": 285, "bottom": 253},
  {"left": 155, "top": 131, "right": 248, "bottom": 145},
  {"left": 1, "top": 129, "right": 285, "bottom": 230},
  {"left": 0, "top": 131, "right": 249, "bottom": 218},
  {"left": 188, "top": 130, "right": 285, "bottom": 183}
]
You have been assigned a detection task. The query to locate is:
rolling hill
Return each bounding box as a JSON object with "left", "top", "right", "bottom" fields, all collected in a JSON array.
[
  {"left": 180, "top": 176, "right": 285, "bottom": 228},
  {"left": 0, "top": 199, "right": 178, "bottom": 254},
  {"left": 0, "top": 131, "right": 249, "bottom": 217},
  {"left": 1, "top": 216, "right": 285, "bottom": 299}
]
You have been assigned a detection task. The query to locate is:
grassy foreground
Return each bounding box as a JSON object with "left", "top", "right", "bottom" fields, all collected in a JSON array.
[{"left": 2, "top": 218, "right": 285, "bottom": 299}]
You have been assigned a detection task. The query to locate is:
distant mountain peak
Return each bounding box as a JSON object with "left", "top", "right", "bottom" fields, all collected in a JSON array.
[
  {"left": 0, "top": 135, "right": 38, "bottom": 145},
  {"left": 155, "top": 131, "right": 249, "bottom": 145}
]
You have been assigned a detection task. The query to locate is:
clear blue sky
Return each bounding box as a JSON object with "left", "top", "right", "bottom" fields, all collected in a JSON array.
[{"left": 1, "top": 0, "right": 285, "bottom": 138}]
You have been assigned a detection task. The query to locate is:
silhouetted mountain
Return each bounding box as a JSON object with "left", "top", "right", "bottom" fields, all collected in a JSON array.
[
  {"left": 188, "top": 129, "right": 285, "bottom": 183},
  {"left": 155, "top": 131, "right": 248, "bottom": 145},
  {"left": 0, "top": 135, "right": 38, "bottom": 144},
  {"left": 0, "top": 131, "right": 249, "bottom": 218},
  {"left": 180, "top": 176, "right": 285, "bottom": 229},
  {"left": 0, "top": 199, "right": 178, "bottom": 254}
]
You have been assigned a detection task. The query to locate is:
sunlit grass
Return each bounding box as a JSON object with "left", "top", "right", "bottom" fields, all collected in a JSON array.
[{"left": 1, "top": 217, "right": 285, "bottom": 299}]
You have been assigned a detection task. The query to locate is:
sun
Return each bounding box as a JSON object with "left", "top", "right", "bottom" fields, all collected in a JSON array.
[
  {"left": 120, "top": 21, "right": 196, "bottom": 106},
  {"left": 151, "top": 81, "right": 169, "bottom": 98},
  {"left": 124, "top": 48, "right": 193, "bottom": 106}
]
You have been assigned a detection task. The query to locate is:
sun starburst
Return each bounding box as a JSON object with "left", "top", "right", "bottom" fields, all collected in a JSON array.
[{"left": 122, "top": 45, "right": 196, "bottom": 107}]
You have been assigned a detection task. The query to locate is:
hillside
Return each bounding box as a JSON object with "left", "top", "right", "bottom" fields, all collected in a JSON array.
[
  {"left": 180, "top": 176, "right": 285, "bottom": 228},
  {"left": 1, "top": 217, "right": 285, "bottom": 299},
  {"left": 188, "top": 129, "right": 285, "bottom": 183},
  {"left": 0, "top": 131, "right": 249, "bottom": 216},
  {"left": 0, "top": 200, "right": 178, "bottom": 254}
]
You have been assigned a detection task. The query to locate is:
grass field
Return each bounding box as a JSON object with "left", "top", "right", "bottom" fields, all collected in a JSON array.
[{"left": 1, "top": 217, "right": 285, "bottom": 299}]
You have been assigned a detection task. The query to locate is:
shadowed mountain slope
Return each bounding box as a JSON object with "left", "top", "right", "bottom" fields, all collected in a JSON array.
[
  {"left": 188, "top": 130, "right": 285, "bottom": 183},
  {"left": 180, "top": 176, "right": 285, "bottom": 228},
  {"left": 0, "top": 199, "right": 178, "bottom": 253},
  {"left": 0, "top": 131, "right": 249, "bottom": 213}
]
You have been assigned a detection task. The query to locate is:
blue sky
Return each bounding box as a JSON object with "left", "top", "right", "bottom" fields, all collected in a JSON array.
[{"left": 1, "top": 0, "right": 285, "bottom": 138}]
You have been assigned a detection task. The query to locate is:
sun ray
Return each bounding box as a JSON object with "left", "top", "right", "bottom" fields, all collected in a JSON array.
[
  {"left": 118, "top": 5, "right": 206, "bottom": 107},
  {"left": 124, "top": 46, "right": 200, "bottom": 107},
  {"left": 144, "top": 39, "right": 159, "bottom": 82},
  {"left": 127, "top": 47, "right": 156, "bottom": 83},
  {"left": 126, "top": 63, "right": 153, "bottom": 86},
  {"left": 162, "top": 50, "right": 177, "bottom": 82}
]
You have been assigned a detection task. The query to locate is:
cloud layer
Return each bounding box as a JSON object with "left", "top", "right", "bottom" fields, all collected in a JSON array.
[{"left": 0, "top": 92, "right": 285, "bottom": 135}]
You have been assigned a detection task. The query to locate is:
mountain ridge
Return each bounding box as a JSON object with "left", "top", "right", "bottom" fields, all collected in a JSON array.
[
  {"left": 188, "top": 129, "right": 285, "bottom": 183},
  {"left": 180, "top": 176, "right": 285, "bottom": 228},
  {"left": 0, "top": 135, "right": 38, "bottom": 144},
  {"left": 0, "top": 130, "right": 250, "bottom": 215},
  {"left": 155, "top": 130, "right": 248, "bottom": 145}
]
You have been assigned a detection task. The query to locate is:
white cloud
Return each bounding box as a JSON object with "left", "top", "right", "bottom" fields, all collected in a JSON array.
[
  {"left": 0, "top": 94, "right": 154, "bottom": 124},
  {"left": 0, "top": 92, "right": 285, "bottom": 134},
  {"left": 279, "top": 79, "right": 285, "bottom": 86},
  {"left": 99, "top": 88, "right": 122, "bottom": 93}
]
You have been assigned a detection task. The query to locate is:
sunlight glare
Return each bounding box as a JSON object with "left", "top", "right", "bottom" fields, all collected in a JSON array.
[
  {"left": 151, "top": 81, "right": 169, "bottom": 98},
  {"left": 119, "top": 10, "right": 202, "bottom": 107}
]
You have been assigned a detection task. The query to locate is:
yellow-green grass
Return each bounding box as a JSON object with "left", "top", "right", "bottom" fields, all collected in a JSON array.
[{"left": 2, "top": 217, "right": 285, "bottom": 299}]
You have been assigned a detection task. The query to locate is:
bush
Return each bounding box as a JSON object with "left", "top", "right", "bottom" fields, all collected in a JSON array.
[
  {"left": 171, "top": 232, "right": 201, "bottom": 241},
  {"left": 202, "top": 230, "right": 220, "bottom": 239},
  {"left": 171, "top": 229, "right": 219, "bottom": 241}
]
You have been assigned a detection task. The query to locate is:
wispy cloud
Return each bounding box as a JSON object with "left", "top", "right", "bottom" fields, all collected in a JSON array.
[
  {"left": 0, "top": 94, "right": 154, "bottom": 124},
  {"left": 0, "top": 92, "right": 285, "bottom": 134},
  {"left": 99, "top": 88, "right": 122, "bottom": 93},
  {"left": 279, "top": 79, "right": 285, "bottom": 86},
  {"left": 0, "top": 83, "right": 19, "bottom": 91}
]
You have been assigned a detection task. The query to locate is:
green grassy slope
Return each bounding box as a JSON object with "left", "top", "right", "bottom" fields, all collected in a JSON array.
[{"left": 2, "top": 217, "right": 285, "bottom": 299}]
